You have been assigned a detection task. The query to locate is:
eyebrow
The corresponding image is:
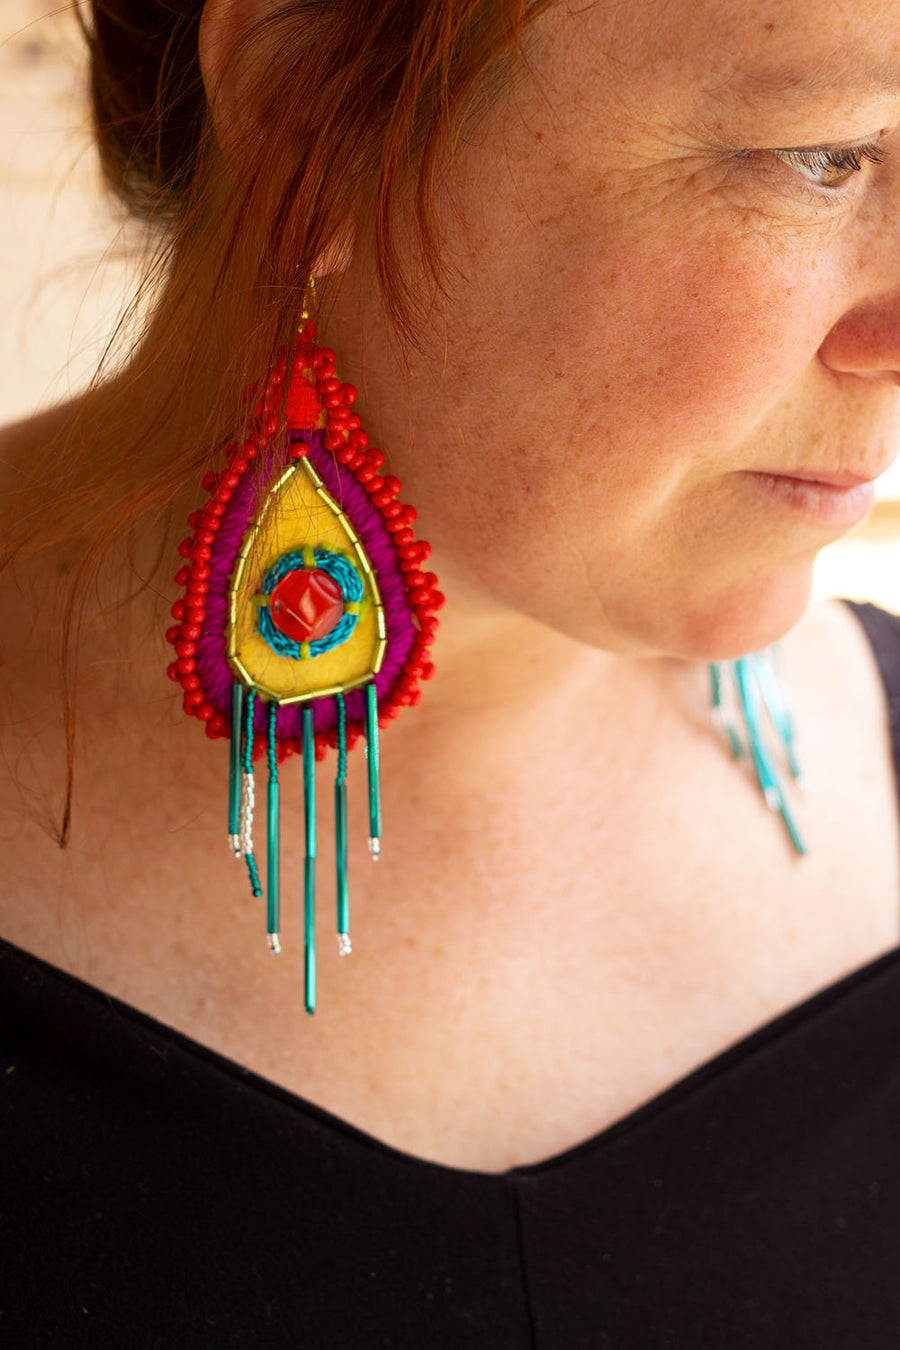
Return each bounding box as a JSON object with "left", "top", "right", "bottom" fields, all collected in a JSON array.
[{"left": 716, "top": 58, "right": 900, "bottom": 102}]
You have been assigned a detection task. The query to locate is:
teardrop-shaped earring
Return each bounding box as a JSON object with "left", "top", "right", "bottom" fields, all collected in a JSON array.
[
  {"left": 166, "top": 313, "right": 442, "bottom": 1013},
  {"left": 709, "top": 649, "right": 807, "bottom": 855}
]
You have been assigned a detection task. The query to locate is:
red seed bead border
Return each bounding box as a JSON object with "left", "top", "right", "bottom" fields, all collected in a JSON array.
[{"left": 166, "top": 323, "right": 441, "bottom": 760}]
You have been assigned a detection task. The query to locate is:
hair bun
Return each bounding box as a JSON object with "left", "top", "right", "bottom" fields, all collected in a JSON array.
[{"left": 86, "top": 0, "right": 206, "bottom": 217}]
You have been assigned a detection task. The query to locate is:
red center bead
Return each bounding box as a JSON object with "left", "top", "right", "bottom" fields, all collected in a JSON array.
[{"left": 269, "top": 568, "right": 344, "bottom": 643}]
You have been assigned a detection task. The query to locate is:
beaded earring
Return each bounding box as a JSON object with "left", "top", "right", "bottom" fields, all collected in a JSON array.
[
  {"left": 709, "top": 648, "right": 806, "bottom": 855},
  {"left": 166, "top": 318, "right": 441, "bottom": 1013}
]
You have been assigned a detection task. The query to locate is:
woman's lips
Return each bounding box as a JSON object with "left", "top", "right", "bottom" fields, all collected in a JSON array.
[
  {"left": 766, "top": 469, "right": 874, "bottom": 489},
  {"left": 741, "top": 471, "right": 875, "bottom": 526}
]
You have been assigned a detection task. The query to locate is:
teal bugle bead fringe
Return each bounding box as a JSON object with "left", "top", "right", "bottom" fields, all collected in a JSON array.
[
  {"left": 709, "top": 660, "right": 742, "bottom": 758},
  {"left": 335, "top": 781, "right": 349, "bottom": 946},
  {"left": 335, "top": 693, "right": 350, "bottom": 953},
  {"left": 225, "top": 679, "right": 383, "bottom": 1012},
  {"left": 266, "top": 702, "right": 281, "bottom": 953},
  {"left": 709, "top": 650, "right": 806, "bottom": 856},
  {"left": 241, "top": 688, "right": 263, "bottom": 898},
  {"left": 229, "top": 683, "right": 244, "bottom": 853},
  {"left": 752, "top": 649, "right": 802, "bottom": 780},
  {"left": 302, "top": 705, "right": 317, "bottom": 1014},
  {"left": 364, "top": 681, "right": 382, "bottom": 858},
  {"left": 304, "top": 858, "right": 316, "bottom": 1013}
]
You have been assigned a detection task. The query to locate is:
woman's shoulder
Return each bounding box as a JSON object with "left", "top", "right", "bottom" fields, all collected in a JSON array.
[
  {"left": 784, "top": 596, "right": 900, "bottom": 812},
  {"left": 0, "top": 402, "right": 66, "bottom": 452},
  {"left": 792, "top": 590, "right": 900, "bottom": 654},
  {"left": 836, "top": 594, "right": 900, "bottom": 688},
  {"left": 805, "top": 593, "right": 900, "bottom": 707},
  {"left": 0, "top": 383, "right": 126, "bottom": 458},
  {"left": 0, "top": 397, "right": 89, "bottom": 490}
]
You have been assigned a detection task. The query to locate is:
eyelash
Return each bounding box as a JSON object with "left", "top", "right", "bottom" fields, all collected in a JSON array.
[{"left": 770, "top": 139, "right": 885, "bottom": 192}]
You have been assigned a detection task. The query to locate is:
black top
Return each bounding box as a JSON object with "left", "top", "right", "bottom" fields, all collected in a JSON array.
[{"left": 3, "top": 598, "right": 900, "bottom": 1349}]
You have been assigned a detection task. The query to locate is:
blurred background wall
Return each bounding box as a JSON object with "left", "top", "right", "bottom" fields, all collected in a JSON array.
[
  {"left": 1, "top": 2, "right": 136, "bottom": 420},
  {"left": 3, "top": 0, "right": 900, "bottom": 612}
]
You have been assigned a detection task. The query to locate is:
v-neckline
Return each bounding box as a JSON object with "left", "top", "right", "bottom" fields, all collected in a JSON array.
[{"left": 3, "top": 933, "right": 899, "bottom": 1181}]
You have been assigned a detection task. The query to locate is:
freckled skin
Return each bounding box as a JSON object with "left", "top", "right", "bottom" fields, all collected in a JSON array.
[{"left": 325, "top": 0, "right": 900, "bottom": 660}]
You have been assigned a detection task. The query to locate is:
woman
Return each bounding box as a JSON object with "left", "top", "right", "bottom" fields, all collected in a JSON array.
[{"left": 2, "top": 0, "right": 900, "bottom": 1342}]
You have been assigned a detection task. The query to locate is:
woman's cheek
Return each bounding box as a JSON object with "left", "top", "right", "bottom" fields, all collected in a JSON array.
[{"left": 578, "top": 229, "right": 830, "bottom": 451}]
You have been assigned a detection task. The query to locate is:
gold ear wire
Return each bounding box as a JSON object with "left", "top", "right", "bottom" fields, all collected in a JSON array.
[{"left": 300, "top": 276, "right": 318, "bottom": 323}]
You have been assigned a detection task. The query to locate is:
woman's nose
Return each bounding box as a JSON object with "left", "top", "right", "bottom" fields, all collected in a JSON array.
[{"left": 819, "top": 294, "right": 900, "bottom": 386}]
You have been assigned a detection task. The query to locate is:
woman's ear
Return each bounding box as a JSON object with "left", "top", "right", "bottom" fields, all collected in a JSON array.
[
  {"left": 198, "top": 0, "right": 355, "bottom": 275},
  {"left": 198, "top": 0, "right": 268, "bottom": 171}
]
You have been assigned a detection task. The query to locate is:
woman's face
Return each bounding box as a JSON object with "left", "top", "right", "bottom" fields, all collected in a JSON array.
[{"left": 328, "top": 0, "right": 900, "bottom": 660}]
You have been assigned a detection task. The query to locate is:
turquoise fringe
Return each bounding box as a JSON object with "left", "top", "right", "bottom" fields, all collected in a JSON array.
[
  {"left": 302, "top": 705, "right": 317, "bottom": 1014},
  {"left": 709, "top": 650, "right": 806, "bottom": 855},
  {"left": 266, "top": 703, "right": 281, "bottom": 952}
]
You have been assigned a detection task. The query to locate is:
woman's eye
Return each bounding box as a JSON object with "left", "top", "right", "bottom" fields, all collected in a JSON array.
[{"left": 774, "top": 141, "right": 885, "bottom": 190}]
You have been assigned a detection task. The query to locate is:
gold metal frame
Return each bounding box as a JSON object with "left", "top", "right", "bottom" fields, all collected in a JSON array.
[{"left": 226, "top": 456, "right": 387, "bottom": 705}]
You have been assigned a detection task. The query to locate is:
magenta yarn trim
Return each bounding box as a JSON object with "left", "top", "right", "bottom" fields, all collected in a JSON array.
[{"left": 193, "top": 430, "right": 416, "bottom": 739}]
